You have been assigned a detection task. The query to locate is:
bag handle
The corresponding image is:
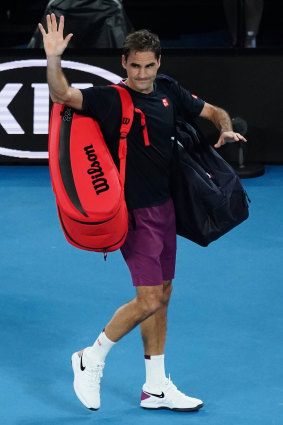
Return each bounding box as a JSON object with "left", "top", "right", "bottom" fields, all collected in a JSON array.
[{"left": 110, "top": 85, "right": 134, "bottom": 187}]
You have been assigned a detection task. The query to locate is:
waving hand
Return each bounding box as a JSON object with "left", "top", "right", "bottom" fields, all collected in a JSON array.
[{"left": 38, "top": 13, "right": 73, "bottom": 57}]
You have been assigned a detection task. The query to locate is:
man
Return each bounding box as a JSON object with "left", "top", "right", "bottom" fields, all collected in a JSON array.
[{"left": 39, "top": 13, "right": 246, "bottom": 412}]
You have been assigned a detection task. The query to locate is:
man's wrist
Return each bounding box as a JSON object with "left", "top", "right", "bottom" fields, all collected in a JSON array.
[{"left": 47, "top": 55, "right": 62, "bottom": 61}]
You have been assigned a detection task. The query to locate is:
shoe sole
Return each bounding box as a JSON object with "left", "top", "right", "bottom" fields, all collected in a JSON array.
[{"left": 141, "top": 402, "right": 204, "bottom": 412}]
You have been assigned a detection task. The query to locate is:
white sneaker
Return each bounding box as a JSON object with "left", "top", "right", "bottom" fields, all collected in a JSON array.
[
  {"left": 140, "top": 375, "right": 204, "bottom": 411},
  {"left": 71, "top": 347, "right": 105, "bottom": 410}
]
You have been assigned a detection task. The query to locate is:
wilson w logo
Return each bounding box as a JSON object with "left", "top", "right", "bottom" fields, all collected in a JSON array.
[{"left": 122, "top": 117, "right": 130, "bottom": 125}]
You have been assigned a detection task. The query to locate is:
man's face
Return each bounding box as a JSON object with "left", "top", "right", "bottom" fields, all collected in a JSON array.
[{"left": 122, "top": 51, "right": 161, "bottom": 94}]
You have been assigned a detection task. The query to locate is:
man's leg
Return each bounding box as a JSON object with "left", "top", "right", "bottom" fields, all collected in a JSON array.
[
  {"left": 71, "top": 284, "right": 167, "bottom": 410},
  {"left": 140, "top": 280, "right": 172, "bottom": 355},
  {"left": 104, "top": 284, "right": 168, "bottom": 342},
  {"left": 245, "top": 0, "right": 264, "bottom": 47},
  {"left": 223, "top": 0, "right": 238, "bottom": 46},
  {"left": 139, "top": 281, "right": 204, "bottom": 412},
  {"left": 139, "top": 280, "right": 172, "bottom": 394}
]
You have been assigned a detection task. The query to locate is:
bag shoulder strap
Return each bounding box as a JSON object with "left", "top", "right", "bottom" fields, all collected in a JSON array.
[
  {"left": 110, "top": 84, "right": 134, "bottom": 187},
  {"left": 156, "top": 74, "right": 209, "bottom": 145}
]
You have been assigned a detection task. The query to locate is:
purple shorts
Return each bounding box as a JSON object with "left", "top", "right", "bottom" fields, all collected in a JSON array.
[{"left": 120, "top": 198, "right": 177, "bottom": 286}]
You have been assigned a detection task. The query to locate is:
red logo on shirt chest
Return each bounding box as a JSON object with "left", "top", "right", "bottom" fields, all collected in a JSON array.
[{"left": 162, "top": 98, "right": 169, "bottom": 107}]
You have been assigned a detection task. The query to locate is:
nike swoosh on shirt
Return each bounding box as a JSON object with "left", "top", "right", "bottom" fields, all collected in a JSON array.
[
  {"left": 144, "top": 391, "right": 165, "bottom": 398},
  {"left": 80, "top": 356, "right": 86, "bottom": 371}
]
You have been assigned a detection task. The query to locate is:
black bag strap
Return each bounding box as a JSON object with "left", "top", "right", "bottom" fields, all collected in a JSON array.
[{"left": 156, "top": 74, "right": 209, "bottom": 146}]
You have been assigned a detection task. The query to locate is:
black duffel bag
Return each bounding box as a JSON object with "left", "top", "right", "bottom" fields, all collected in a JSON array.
[
  {"left": 28, "top": 0, "right": 133, "bottom": 48},
  {"left": 171, "top": 120, "right": 250, "bottom": 246}
]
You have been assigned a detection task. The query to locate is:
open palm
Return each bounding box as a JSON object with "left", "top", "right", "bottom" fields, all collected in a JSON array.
[{"left": 38, "top": 13, "right": 73, "bottom": 57}]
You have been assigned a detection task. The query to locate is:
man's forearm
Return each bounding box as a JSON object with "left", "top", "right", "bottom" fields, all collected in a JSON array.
[
  {"left": 211, "top": 106, "right": 233, "bottom": 133},
  {"left": 47, "top": 55, "right": 70, "bottom": 104}
]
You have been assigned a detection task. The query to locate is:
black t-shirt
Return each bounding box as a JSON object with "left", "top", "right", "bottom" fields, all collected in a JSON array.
[{"left": 80, "top": 75, "right": 205, "bottom": 210}]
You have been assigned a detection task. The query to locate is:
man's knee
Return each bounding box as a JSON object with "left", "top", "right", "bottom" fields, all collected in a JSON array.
[
  {"left": 136, "top": 286, "right": 164, "bottom": 316},
  {"left": 163, "top": 280, "right": 173, "bottom": 304}
]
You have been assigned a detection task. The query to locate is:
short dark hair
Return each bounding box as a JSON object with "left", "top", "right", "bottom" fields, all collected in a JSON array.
[{"left": 123, "top": 29, "right": 161, "bottom": 61}]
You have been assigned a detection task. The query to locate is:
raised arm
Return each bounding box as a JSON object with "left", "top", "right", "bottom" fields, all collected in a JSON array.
[
  {"left": 38, "top": 13, "right": 83, "bottom": 109},
  {"left": 200, "top": 102, "right": 247, "bottom": 148}
]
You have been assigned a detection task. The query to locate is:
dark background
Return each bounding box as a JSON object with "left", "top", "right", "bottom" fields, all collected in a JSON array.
[
  {"left": 0, "top": 1, "right": 282, "bottom": 165},
  {"left": 1, "top": 49, "right": 282, "bottom": 164},
  {"left": 0, "top": 0, "right": 282, "bottom": 48}
]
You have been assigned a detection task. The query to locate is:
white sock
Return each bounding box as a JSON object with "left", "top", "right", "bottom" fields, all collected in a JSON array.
[
  {"left": 144, "top": 354, "right": 166, "bottom": 390},
  {"left": 87, "top": 331, "right": 116, "bottom": 363}
]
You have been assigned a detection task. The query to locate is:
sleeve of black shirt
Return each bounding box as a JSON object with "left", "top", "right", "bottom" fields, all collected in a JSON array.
[
  {"left": 80, "top": 86, "right": 122, "bottom": 125},
  {"left": 172, "top": 80, "right": 205, "bottom": 121}
]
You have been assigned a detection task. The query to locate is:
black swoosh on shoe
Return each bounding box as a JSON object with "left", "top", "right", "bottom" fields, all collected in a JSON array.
[
  {"left": 80, "top": 356, "right": 86, "bottom": 371},
  {"left": 144, "top": 391, "right": 165, "bottom": 399}
]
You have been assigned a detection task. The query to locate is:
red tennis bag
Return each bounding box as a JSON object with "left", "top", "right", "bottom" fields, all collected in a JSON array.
[{"left": 48, "top": 85, "right": 134, "bottom": 256}]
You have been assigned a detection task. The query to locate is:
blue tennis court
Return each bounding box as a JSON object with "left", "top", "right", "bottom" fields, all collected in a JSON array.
[{"left": 1, "top": 165, "right": 283, "bottom": 425}]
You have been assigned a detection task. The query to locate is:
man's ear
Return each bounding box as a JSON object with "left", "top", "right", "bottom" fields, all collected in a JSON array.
[
  {"left": 157, "top": 55, "right": 161, "bottom": 69},
  {"left": 121, "top": 55, "right": 127, "bottom": 69}
]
